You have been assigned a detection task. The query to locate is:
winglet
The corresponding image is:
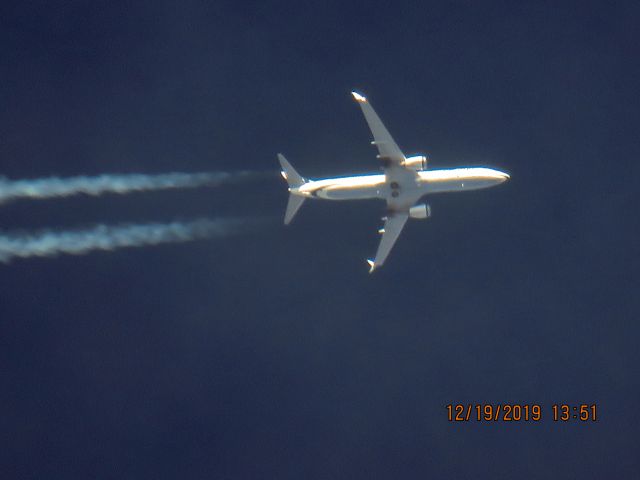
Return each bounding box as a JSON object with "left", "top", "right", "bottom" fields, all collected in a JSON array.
[
  {"left": 351, "top": 91, "right": 367, "bottom": 103},
  {"left": 366, "top": 259, "right": 376, "bottom": 273}
]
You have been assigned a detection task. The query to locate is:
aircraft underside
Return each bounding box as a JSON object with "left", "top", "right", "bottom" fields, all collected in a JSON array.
[{"left": 278, "top": 92, "right": 509, "bottom": 272}]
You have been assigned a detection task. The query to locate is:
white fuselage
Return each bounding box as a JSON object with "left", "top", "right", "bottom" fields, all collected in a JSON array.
[{"left": 293, "top": 167, "right": 510, "bottom": 201}]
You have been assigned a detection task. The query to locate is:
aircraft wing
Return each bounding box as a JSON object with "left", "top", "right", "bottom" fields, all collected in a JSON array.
[
  {"left": 351, "top": 92, "right": 406, "bottom": 166},
  {"left": 367, "top": 211, "right": 409, "bottom": 273}
]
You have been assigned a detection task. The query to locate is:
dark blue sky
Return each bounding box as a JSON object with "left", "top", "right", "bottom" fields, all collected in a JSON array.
[{"left": 1, "top": 1, "right": 638, "bottom": 478}]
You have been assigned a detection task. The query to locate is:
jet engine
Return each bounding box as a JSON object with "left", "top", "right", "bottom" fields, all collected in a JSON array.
[
  {"left": 409, "top": 203, "right": 432, "bottom": 219},
  {"left": 402, "top": 155, "right": 428, "bottom": 171}
]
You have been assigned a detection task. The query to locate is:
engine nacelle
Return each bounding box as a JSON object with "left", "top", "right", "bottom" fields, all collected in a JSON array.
[
  {"left": 402, "top": 155, "right": 428, "bottom": 171},
  {"left": 409, "top": 203, "right": 431, "bottom": 219}
]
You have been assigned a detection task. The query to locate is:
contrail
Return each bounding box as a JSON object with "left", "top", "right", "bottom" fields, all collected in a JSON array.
[
  {"left": 0, "top": 171, "right": 261, "bottom": 204},
  {"left": 0, "top": 218, "right": 262, "bottom": 263}
]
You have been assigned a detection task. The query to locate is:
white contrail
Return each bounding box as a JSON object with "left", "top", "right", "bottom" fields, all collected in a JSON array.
[
  {"left": 0, "top": 171, "right": 260, "bottom": 204},
  {"left": 0, "top": 218, "right": 261, "bottom": 263}
]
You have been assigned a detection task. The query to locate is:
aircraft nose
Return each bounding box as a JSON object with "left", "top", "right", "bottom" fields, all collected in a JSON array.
[{"left": 496, "top": 171, "right": 510, "bottom": 183}]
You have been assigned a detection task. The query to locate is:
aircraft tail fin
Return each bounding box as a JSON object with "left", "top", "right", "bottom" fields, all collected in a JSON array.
[
  {"left": 278, "top": 153, "right": 305, "bottom": 188},
  {"left": 284, "top": 193, "right": 305, "bottom": 225},
  {"left": 278, "top": 154, "right": 307, "bottom": 225}
]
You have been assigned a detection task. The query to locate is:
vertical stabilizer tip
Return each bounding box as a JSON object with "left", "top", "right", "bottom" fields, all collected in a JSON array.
[{"left": 351, "top": 91, "right": 367, "bottom": 103}]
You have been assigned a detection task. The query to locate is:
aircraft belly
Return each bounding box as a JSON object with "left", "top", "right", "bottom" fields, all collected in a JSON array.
[
  {"left": 317, "top": 185, "right": 383, "bottom": 200},
  {"left": 421, "top": 179, "right": 496, "bottom": 193}
]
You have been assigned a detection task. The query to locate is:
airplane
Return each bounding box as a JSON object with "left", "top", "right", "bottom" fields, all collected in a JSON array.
[{"left": 278, "top": 91, "right": 510, "bottom": 273}]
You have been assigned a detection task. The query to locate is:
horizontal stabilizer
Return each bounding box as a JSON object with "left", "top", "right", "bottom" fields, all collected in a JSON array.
[
  {"left": 284, "top": 193, "right": 305, "bottom": 225},
  {"left": 278, "top": 153, "right": 305, "bottom": 188}
]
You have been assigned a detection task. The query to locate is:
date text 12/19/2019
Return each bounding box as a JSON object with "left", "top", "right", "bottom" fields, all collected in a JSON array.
[{"left": 446, "top": 404, "right": 598, "bottom": 422}]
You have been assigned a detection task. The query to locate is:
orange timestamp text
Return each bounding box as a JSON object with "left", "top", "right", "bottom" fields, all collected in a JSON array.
[{"left": 446, "top": 404, "right": 598, "bottom": 422}]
